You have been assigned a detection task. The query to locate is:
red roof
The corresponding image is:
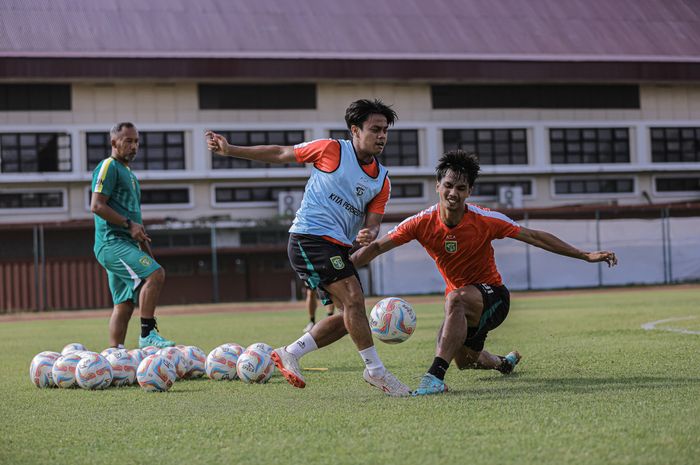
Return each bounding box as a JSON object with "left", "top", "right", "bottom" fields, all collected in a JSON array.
[{"left": 1, "top": 0, "right": 699, "bottom": 61}]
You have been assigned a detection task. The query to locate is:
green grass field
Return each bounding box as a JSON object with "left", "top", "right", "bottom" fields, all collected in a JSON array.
[{"left": 1, "top": 286, "right": 699, "bottom": 465}]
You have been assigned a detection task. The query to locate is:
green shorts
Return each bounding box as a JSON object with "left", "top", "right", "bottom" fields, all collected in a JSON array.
[{"left": 95, "top": 240, "right": 162, "bottom": 305}]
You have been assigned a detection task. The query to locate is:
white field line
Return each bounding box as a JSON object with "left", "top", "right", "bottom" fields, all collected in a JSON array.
[{"left": 641, "top": 316, "right": 700, "bottom": 335}]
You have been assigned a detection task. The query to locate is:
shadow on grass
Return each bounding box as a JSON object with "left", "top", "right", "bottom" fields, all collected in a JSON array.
[{"left": 448, "top": 375, "right": 700, "bottom": 398}]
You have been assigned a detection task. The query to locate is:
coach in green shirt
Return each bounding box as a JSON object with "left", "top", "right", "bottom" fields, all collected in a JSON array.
[{"left": 90, "top": 122, "right": 175, "bottom": 349}]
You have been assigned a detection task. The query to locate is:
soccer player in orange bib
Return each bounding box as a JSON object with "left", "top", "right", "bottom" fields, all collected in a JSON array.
[{"left": 352, "top": 149, "right": 618, "bottom": 395}]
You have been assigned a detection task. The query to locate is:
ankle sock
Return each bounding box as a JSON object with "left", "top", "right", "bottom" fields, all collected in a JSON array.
[
  {"left": 359, "top": 346, "right": 385, "bottom": 378},
  {"left": 427, "top": 357, "right": 450, "bottom": 381},
  {"left": 140, "top": 318, "right": 156, "bottom": 338},
  {"left": 286, "top": 332, "right": 318, "bottom": 359}
]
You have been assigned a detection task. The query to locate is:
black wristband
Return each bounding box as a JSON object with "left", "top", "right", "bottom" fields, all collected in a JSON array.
[{"left": 124, "top": 218, "right": 132, "bottom": 229}]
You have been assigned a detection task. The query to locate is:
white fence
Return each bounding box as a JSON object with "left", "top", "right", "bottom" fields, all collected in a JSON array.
[{"left": 369, "top": 216, "right": 700, "bottom": 295}]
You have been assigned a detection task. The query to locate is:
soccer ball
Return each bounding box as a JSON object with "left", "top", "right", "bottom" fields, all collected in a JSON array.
[
  {"left": 236, "top": 347, "right": 274, "bottom": 384},
  {"left": 137, "top": 355, "right": 176, "bottom": 392},
  {"left": 100, "top": 347, "right": 119, "bottom": 358},
  {"left": 51, "top": 353, "right": 82, "bottom": 388},
  {"left": 29, "top": 351, "right": 61, "bottom": 388},
  {"left": 247, "top": 342, "right": 274, "bottom": 356},
  {"left": 141, "top": 345, "right": 159, "bottom": 356},
  {"left": 128, "top": 349, "right": 145, "bottom": 366},
  {"left": 205, "top": 346, "right": 240, "bottom": 380},
  {"left": 75, "top": 353, "right": 113, "bottom": 390},
  {"left": 179, "top": 346, "right": 207, "bottom": 379},
  {"left": 158, "top": 347, "right": 189, "bottom": 380},
  {"left": 369, "top": 297, "right": 417, "bottom": 344},
  {"left": 61, "top": 343, "right": 87, "bottom": 356},
  {"left": 220, "top": 343, "right": 244, "bottom": 358},
  {"left": 106, "top": 350, "right": 137, "bottom": 387}
]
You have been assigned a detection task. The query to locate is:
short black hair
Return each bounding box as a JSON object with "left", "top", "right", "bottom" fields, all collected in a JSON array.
[
  {"left": 110, "top": 122, "right": 137, "bottom": 140},
  {"left": 344, "top": 99, "right": 397, "bottom": 130},
  {"left": 436, "top": 150, "right": 480, "bottom": 187}
]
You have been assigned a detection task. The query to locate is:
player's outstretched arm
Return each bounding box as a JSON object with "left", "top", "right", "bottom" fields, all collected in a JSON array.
[
  {"left": 351, "top": 234, "right": 400, "bottom": 268},
  {"left": 355, "top": 212, "right": 383, "bottom": 247},
  {"left": 205, "top": 130, "right": 297, "bottom": 164},
  {"left": 514, "top": 227, "right": 618, "bottom": 267}
]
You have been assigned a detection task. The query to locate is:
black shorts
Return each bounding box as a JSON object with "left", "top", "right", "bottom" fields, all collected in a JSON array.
[
  {"left": 288, "top": 233, "right": 360, "bottom": 305},
  {"left": 464, "top": 284, "right": 511, "bottom": 352}
]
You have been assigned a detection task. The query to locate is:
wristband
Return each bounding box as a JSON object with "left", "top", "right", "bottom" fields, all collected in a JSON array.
[{"left": 124, "top": 218, "right": 132, "bottom": 229}]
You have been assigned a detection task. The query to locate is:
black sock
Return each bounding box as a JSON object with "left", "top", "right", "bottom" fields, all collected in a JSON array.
[
  {"left": 309, "top": 317, "right": 315, "bottom": 324},
  {"left": 427, "top": 357, "right": 450, "bottom": 381},
  {"left": 141, "top": 318, "right": 156, "bottom": 337},
  {"left": 326, "top": 312, "right": 334, "bottom": 317}
]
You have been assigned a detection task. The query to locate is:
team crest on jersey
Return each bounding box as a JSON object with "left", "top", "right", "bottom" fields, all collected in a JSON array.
[
  {"left": 139, "top": 256, "right": 152, "bottom": 267},
  {"left": 445, "top": 240, "right": 458, "bottom": 253},
  {"left": 330, "top": 256, "right": 345, "bottom": 270},
  {"left": 355, "top": 183, "right": 367, "bottom": 196}
]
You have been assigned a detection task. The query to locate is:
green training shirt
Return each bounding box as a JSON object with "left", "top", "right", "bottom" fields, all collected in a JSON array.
[{"left": 91, "top": 156, "right": 142, "bottom": 252}]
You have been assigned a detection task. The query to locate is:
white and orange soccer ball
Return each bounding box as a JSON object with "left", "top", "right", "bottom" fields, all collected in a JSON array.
[
  {"left": 61, "top": 343, "right": 87, "bottom": 356},
  {"left": 106, "top": 350, "right": 138, "bottom": 387},
  {"left": 206, "top": 345, "right": 241, "bottom": 380},
  {"left": 236, "top": 347, "right": 274, "bottom": 384},
  {"left": 75, "top": 353, "right": 113, "bottom": 390},
  {"left": 158, "top": 347, "right": 189, "bottom": 380},
  {"left": 136, "top": 355, "right": 176, "bottom": 392},
  {"left": 179, "top": 346, "right": 207, "bottom": 379},
  {"left": 29, "top": 351, "right": 61, "bottom": 388},
  {"left": 369, "top": 297, "right": 417, "bottom": 344},
  {"left": 128, "top": 349, "right": 145, "bottom": 367},
  {"left": 52, "top": 353, "right": 82, "bottom": 388}
]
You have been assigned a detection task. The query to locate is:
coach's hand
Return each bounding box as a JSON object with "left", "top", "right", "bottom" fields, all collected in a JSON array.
[
  {"left": 585, "top": 251, "right": 618, "bottom": 267},
  {"left": 129, "top": 221, "right": 151, "bottom": 244},
  {"left": 205, "top": 130, "right": 228, "bottom": 156}
]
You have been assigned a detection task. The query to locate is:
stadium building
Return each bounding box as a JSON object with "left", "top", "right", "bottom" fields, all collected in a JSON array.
[{"left": 1, "top": 0, "right": 699, "bottom": 310}]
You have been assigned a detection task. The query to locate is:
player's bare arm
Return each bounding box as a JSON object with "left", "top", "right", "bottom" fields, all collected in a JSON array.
[
  {"left": 515, "top": 227, "right": 617, "bottom": 267},
  {"left": 90, "top": 192, "right": 151, "bottom": 244},
  {"left": 205, "top": 130, "right": 297, "bottom": 164},
  {"left": 355, "top": 211, "right": 384, "bottom": 247},
  {"left": 351, "top": 234, "right": 400, "bottom": 268}
]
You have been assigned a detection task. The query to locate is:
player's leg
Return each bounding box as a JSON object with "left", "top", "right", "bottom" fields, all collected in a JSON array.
[
  {"left": 415, "top": 286, "right": 483, "bottom": 396},
  {"left": 304, "top": 287, "right": 317, "bottom": 332},
  {"left": 453, "top": 346, "right": 521, "bottom": 373},
  {"left": 106, "top": 269, "right": 135, "bottom": 348}
]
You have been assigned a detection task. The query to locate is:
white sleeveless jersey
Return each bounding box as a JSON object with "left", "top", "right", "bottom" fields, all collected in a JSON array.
[{"left": 289, "top": 139, "right": 389, "bottom": 245}]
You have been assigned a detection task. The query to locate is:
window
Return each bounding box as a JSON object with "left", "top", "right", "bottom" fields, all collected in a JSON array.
[
  {"left": 650, "top": 127, "right": 700, "bottom": 163},
  {"left": 240, "top": 230, "right": 289, "bottom": 246},
  {"left": 391, "top": 182, "right": 424, "bottom": 199},
  {"left": 550, "top": 128, "right": 630, "bottom": 164},
  {"left": 86, "top": 131, "right": 185, "bottom": 171},
  {"left": 199, "top": 84, "right": 316, "bottom": 109},
  {"left": 211, "top": 131, "right": 305, "bottom": 169},
  {"left": 472, "top": 180, "right": 532, "bottom": 197},
  {"left": 150, "top": 233, "right": 211, "bottom": 249},
  {"left": 431, "top": 85, "right": 640, "bottom": 109},
  {"left": 0, "top": 84, "right": 71, "bottom": 111},
  {"left": 655, "top": 177, "right": 700, "bottom": 192},
  {"left": 442, "top": 129, "right": 527, "bottom": 165},
  {"left": 141, "top": 188, "right": 190, "bottom": 205},
  {"left": 215, "top": 186, "right": 304, "bottom": 203},
  {"left": 0, "top": 133, "right": 71, "bottom": 173},
  {"left": 0, "top": 191, "right": 64, "bottom": 209},
  {"left": 329, "top": 129, "right": 420, "bottom": 166},
  {"left": 554, "top": 178, "right": 634, "bottom": 194}
]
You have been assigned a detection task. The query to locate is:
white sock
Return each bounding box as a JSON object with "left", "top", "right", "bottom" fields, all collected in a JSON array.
[
  {"left": 117, "top": 344, "right": 125, "bottom": 349},
  {"left": 285, "top": 332, "right": 318, "bottom": 359},
  {"left": 359, "top": 346, "right": 385, "bottom": 378}
]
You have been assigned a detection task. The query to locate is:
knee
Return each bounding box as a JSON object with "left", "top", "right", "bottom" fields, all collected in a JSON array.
[
  {"left": 148, "top": 267, "right": 165, "bottom": 286},
  {"left": 446, "top": 288, "right": 481, "bottom": 323}
]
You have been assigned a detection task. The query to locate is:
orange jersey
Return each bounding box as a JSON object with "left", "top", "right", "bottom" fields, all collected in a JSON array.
[
  {"left": 388, "top": 203, "right": 521, "bottom": 294},
  {"left": 294, "top": 139, "right": 391, "bottom": 215}
]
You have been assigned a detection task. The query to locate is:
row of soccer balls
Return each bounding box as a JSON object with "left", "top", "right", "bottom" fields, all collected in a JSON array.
[{"left": 30, "top": 342, "right": 277, "bottom": 392}]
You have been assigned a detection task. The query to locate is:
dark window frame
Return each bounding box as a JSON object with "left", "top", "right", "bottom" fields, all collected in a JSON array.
[
  {"left": 650, "top": 127, "right": 700, "bottom": 163},
  {"left": 471, "top": 180, "right": 533, "bottom": 198},
  {"left": 390, "top": 182, "right": 424, "bottom": 199},
  {"left": 211, "top": 130, "right": 305, "bottom": 169},
  {"left": 0, "top": 190, "right": 65, "bottom": 209},
  {"left": 550, "top": 127, "right": 630, "bottom": 164},
  {"left": 86, "top": 131, "right": 186, "bottom": 171},
  {"left": 442, "top": 128, "right": 528, "bottom": 165},
  {"left": 655, "top": 177, "right": 700, "bottom": 193},
  {"left": 0, "top": 84, "right": 71, "bottom": 111},
  {"left": 214, "top": 185, "right": 305, "bottom": 204},
  {"left": 0, "top": 132, "right": 72, "bottom": 173},
  {"left": 554, "top": 178, "right": 635, "bottom": 195},
  {"left": 199, "top": 84, "right": 316, "bottom": 110},
  {"left": 329, "top": 129, "right": 420, "bottom": 167}
]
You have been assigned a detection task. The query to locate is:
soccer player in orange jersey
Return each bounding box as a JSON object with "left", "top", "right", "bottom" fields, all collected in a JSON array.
[{"left": 352, "top": 149, "right": 618, "bottom": 395}]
